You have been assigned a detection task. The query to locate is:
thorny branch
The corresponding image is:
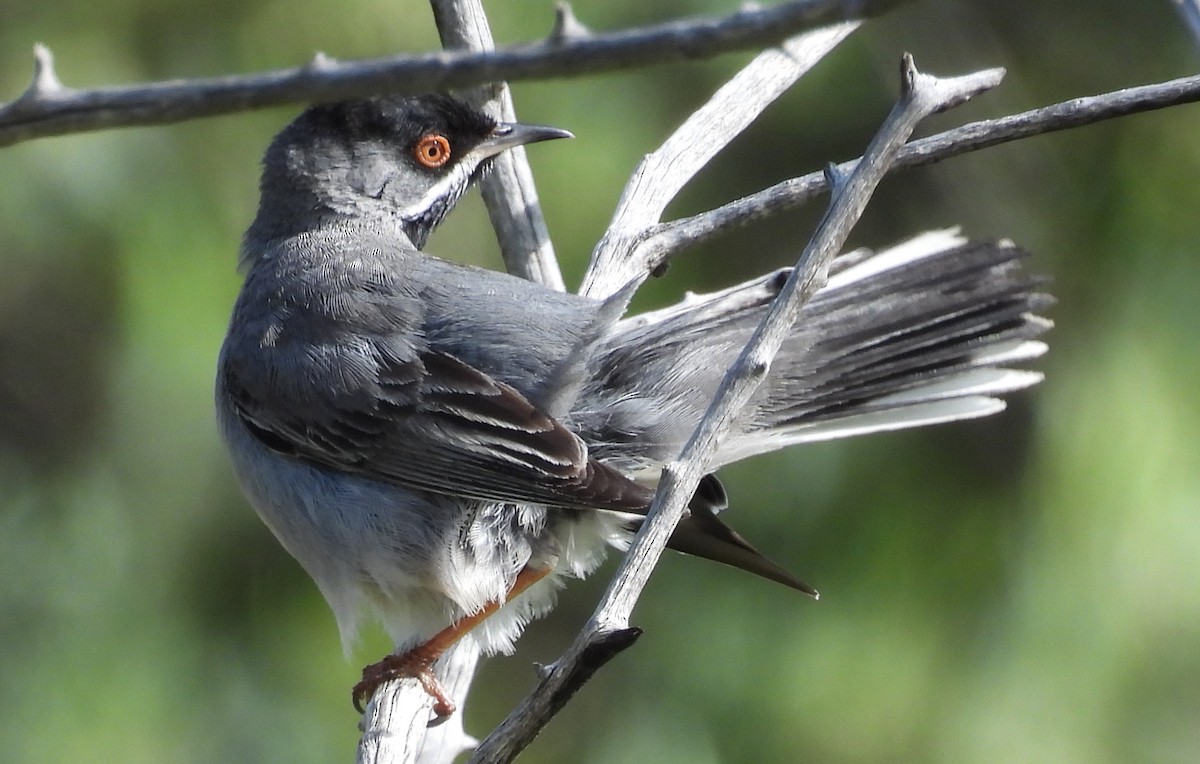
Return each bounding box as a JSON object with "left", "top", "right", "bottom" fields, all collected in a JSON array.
[
  {"left": 641, "top": 72, "right": 1200, "bottom": 270},
  {"left": 0, "top": 0, "right": 904, "bottom": 147}
]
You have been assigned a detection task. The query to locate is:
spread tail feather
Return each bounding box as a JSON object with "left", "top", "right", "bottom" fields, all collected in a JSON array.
[
  {"left": 588, "top": 230, "right": 1052, "bottom": 471},
  {"left": 725, "top": 232, "right": 1051, "bottom": 464}
]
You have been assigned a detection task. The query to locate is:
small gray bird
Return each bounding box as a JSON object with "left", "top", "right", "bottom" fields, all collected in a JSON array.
[{"left": 216, "top": 95, "right": 1051, "bottom": 716}]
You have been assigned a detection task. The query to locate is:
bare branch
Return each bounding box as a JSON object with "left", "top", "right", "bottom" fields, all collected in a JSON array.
[
  {"left": 354, "top": 2, "right": 572, "bottom": 761},
  {"left": 469, "top": 57, "right": 1006, "bottom": 763},
  {"left": 0, "top": 0, "right": 905, "bottom": 147},
  {"left": 641, "top": 72, "right": 1200, "bottom": 268},
  {"left": 579, "top": 20, "right": 861, "bottom": 299},
  {"left": 430, "top": 0, "right": 567, "bottom": 290}
]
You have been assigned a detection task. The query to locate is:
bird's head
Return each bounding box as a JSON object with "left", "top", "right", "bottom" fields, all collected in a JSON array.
[{"left": 246, "top": 94, "right": 571, "bottom": 252}]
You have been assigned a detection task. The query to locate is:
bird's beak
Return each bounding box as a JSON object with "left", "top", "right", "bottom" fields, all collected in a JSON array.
[{"left": 476, "top": 122, "right": 574, "bottom": 160}]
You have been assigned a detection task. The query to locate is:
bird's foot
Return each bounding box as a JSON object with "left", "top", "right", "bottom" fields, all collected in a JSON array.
[{"left": 352, "top": 646, "right": 455, "bottom": 720}]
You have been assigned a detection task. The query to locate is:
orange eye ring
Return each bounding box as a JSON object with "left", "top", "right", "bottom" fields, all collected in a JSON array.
[{"left": 413, "top": 134, "right": 452, "bottom": 168}]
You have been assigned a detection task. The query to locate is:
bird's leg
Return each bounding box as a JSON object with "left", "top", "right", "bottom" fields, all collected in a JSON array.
[{"left": 352, "top": 565, "right": 552, "bottom": 717}]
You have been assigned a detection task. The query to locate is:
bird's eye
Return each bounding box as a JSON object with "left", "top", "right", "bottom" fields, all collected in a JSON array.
[{"left": 413, "top": 134, "right": 452, "bottom": 169}]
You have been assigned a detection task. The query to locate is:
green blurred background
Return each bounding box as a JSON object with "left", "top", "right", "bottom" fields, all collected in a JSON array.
[{"left": 2, "top": 1, "right": 1198, "bottom": 762}]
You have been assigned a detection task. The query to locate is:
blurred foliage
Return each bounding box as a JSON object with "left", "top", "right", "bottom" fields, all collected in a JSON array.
[{"left": 1, "top": 1, "right": 1198, "bottom": 762}]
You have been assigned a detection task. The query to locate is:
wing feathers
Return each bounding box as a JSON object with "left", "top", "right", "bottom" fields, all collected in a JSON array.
[{"left": 225, "top": 343, "right": 655, "bottom": 511}]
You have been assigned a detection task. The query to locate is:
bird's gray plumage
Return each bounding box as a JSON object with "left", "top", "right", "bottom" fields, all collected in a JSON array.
[
  {"left": 222, "top": 224, "right": 653, "bottom": 511},
  {"left": 216, "top": 95, "right": 1051, "bottom": 658}
]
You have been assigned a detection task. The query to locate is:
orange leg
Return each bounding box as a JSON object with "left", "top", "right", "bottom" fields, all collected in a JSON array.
[{"left": 352, "top": 565, "right": 552, "bottom": 717}]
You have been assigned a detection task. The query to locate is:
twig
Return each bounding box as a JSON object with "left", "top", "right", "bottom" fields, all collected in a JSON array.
[
  {"left": 639, "top": 72, "right": 1200, "bottom": 269},
  {"left": 0, "top": 0, "right": 905, "bottom": 147},
  {"left": 468, "top": 56, "right": 1006, "bottom": 764}
]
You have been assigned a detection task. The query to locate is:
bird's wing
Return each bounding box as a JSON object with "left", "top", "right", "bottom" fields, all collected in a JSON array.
[{"left": 222, "top": 337, "right": 653, "bottom": 512}]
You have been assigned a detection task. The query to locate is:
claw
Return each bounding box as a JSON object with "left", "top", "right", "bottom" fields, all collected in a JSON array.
[{"left": 351, "top": 648, "right": 456, "bottom": 717}]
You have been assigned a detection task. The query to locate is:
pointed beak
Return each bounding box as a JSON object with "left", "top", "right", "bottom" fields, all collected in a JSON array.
[{"left": 476, "top": 121, "right": 573, "bottom": 160}]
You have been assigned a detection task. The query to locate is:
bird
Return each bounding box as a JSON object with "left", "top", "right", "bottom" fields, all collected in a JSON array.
[{"left": 215, "top": 94, "right": 1052, "bottom": 718}]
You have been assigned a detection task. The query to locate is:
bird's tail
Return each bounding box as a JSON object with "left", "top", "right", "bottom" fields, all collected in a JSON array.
[{"left": 585, "top": 230, "right": 1053, "bottom": 471}]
